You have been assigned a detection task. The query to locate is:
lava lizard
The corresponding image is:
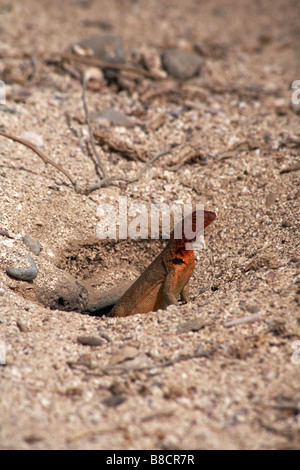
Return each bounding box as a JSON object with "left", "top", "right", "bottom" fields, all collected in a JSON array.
[{"left": 101, "top": 209, "right": 217, "bottom": 317}]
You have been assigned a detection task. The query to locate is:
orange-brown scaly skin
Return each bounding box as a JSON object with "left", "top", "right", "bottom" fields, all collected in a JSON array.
[{"left": 108, "top": 210, "right": 217, "bottom": 317}]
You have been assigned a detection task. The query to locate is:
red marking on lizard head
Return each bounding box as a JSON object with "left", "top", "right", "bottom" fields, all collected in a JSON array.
[
  {"left": 202, "top": 210, "right": 218, "bottom": 229},
  {"left": 181, "top": 210, "right": 217, "bottom": 243}
]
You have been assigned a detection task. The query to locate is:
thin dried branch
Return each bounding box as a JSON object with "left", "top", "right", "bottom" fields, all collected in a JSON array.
[
  {"left": 140, "top": 80, "right": 178, "bottom": 103},
  {"left": 0, "top": 130, "right": 83, "bottom": 193},
  {"left": 280, "top": 162, "right": 300, "bottom": 174},
  {"left": 167, "top": 143, "right": 207, "bottom": 170},
  {"left": 61, "top": 52, "right": 163, "bottom": 80},
  {"left": 68, "top": 346, "right": 216, "bottom": 378},
  {"left": 146, "top": 112, "right": 168, "bottom": 132},
  {"left": 197, "top": 80, "right": 283, "bottom": 98},
  {"left": 1, "top": 80, "right": 173, "bottom": 195},
  {"left": 85, "top": 150, "right": 171, "bottom": 192},
  {"left": 133, "top": 150, "right": 170, "bottom": 181},
  {"left": 81, "top": 76, "right": 107, "bottom": 178},
  {"left": 0, "top": 129, "right": 171, "bottom": 195},
  {"left": 224, "top": 313, "right": 263, "bottom": 328},
  {"left": 93, "top": 129, "right": 151, "bottom": 162},
  {"left": 139, "top": 78, "right": 282, "bottom": 106}
]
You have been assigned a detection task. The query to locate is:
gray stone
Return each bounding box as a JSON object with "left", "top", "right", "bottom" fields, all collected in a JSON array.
[
  {"left": 6, "top": 255, "right": 38, "bottom": 281},
  {"left": 176, "top": 318, "right": 206, "bottom": 334},
  {"left": 245, "top": 304, "right": 260, "bottom": 314},
  {"left": 162, "top": 49, "right": 204, "bottom": 79},
  {"left": 77, "top": 336, "right": 103, "bottom": 346},
  {"left": 102, "top": 395, "right": 127, "bottom": 408},
  {"left": 75, "top": 34, "right": 125, "bottom": 64},
  {"left": 22, "top": 234, "right": 42, "bottom": 256}
]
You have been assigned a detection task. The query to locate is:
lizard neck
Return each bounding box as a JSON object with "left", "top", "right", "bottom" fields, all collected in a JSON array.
[{"left": 168, "top": 237, "right": 195, "bottom": 259}]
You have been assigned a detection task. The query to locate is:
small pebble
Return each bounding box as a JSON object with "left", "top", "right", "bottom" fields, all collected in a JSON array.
[
  {"left": 0, "top": 229, "right": 14, "bottom": 238},
  {"left": 176, "top": 318, "right": 206, "bottom": 334},
  {"left": 245, "top": 304, "right": 260, "bottom": 314},
  {"left": 102, "top": 395, "right": 126, "bottom": 408},
  {"left": 77, "top": 336, "right": 103, "bottom": 346},
  {"left": 281, "top": 220, "right": 291, "bottom": 228},
  {"left": 74, "top": 34, "right": 125, "bottom": 63},
  {"left": 265, "top": 192, "right": 277, "bottom": 208},
  {"left": 22, "top": 235, "right": 42, "bottom": 256},
  {"left": 17, "top": 320, "right": 29, "bottom": 332},
  {"left": 162, "top": 48, "right": 204, "bottom": 79},
  {"left": 6, "top": 255, "right": 38, "bottom": 281},
  {"left": 109, "top": 345, "right": 139, "bottom": 365}
]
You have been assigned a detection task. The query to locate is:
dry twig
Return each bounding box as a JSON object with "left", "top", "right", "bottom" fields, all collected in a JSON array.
[
  {"left": 167, "top": 143, "right": 206, "bottom": 170},
  {"left": 1, "top": 79, "right": 173, "bottom": 194},
  {"left": 224, "top": 313, "right": 263, "bottom": 328},
  {"left": 62, "top": 52, "right": 162, "bottom": 80},
  {"left": 280, "top": 162, "right": 300, "bottom": 174},
  {"left": 68, "top": 347, "right": 216, "bottom": 378},
  {"left": 81, "top": 76, "right": 107, "bottom": 178},
  {"left": 93, "top": 129, "right": 151, "bottom": 162},
  {"left": 197, "top": 80, "right": 283, "bottom": 99},
  {"left": 0, "top": 128, "right": 170, "bottom": 194},
  {"left": 85, "top": 150, "right": 171, "bottom": 192},
  {"left": 0, "top": 130, "right": 82, "bottom": 192}
]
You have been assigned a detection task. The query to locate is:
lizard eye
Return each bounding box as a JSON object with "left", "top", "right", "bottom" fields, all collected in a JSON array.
[{"left": 172, "top": 257, "right": 185, "bottom": 265}]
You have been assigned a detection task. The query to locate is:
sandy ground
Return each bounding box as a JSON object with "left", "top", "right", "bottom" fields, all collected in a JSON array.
[{"left": 0, "top": 0, "right": 300, "bottom": 450}]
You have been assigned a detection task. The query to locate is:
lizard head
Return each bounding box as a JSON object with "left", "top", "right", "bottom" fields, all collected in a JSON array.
[
  {"left": 181, "top": 210, "right": 217, "bottom": 243},
  {"left": 203, "top": 210, "right": 218, "bottom": 230}
]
